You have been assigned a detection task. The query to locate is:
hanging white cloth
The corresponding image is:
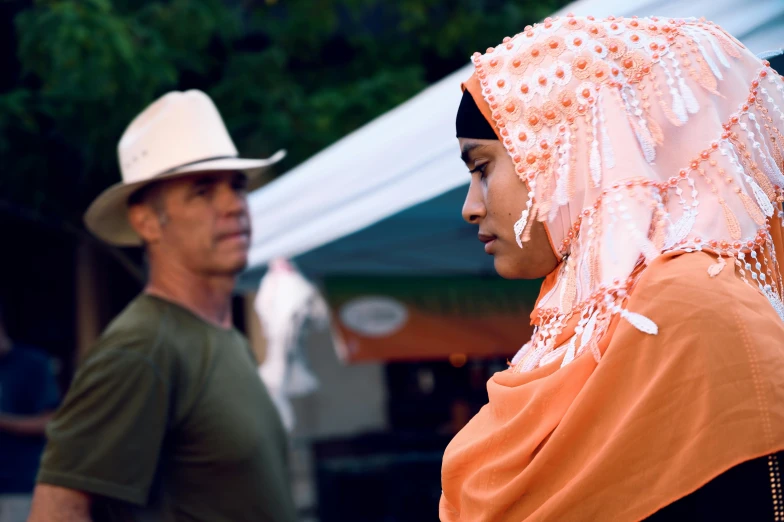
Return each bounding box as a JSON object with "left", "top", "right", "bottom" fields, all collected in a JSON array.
[{"left": 255, "top": 259, "right": 329, "bottom": 432}]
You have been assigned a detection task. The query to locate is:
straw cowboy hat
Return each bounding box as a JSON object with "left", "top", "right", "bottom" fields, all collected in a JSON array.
[{"left": 84, "top": 89, "right": 285, "bottom": 246}]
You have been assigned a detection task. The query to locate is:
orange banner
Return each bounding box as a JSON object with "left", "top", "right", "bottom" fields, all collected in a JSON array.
[{"left": 323, "top": 276, "right": 541, "bottom": 363}]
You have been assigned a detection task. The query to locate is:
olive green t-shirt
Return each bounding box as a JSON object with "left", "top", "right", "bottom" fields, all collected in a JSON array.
[{"left": 38, "top": 295, "right": 297, "bottom": 522}]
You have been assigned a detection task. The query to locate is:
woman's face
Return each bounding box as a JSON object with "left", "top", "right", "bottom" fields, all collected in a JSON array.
[{"left": 460, "top": 138, "right": 559, "bottom": 279}]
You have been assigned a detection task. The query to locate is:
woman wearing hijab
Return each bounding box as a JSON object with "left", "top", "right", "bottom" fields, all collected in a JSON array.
[{"left": 445, "top": 14, "right": 784, "bottom": 521}]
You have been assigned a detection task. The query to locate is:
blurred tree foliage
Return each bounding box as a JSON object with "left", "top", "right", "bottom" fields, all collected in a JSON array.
[{"left": 0, "top": 0, "right": 567, "bottom": 228}]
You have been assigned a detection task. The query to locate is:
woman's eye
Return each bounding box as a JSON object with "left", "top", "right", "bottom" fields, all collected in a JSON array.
[
  {"left": 470, "top": 163, "right": 488, "bottom": 178},
  {"left": 471, "top": 163, "right": 487, "bottom": 180}
]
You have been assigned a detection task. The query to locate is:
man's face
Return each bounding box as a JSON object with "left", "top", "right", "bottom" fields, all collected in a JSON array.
[{"left": 133, "top": 171, "right": 253, "bottom": 277}]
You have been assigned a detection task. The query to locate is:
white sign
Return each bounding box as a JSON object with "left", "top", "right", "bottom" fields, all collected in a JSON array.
[{"left": 340, "top": 296, "right": 409, "bottom": 338}]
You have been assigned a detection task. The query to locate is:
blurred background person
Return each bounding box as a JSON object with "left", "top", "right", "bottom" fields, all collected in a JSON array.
[
  {"left": 28, "top": 91, "right": 296, "bottom": 522},
  {"left": 0, "top": 300, "right": 60, "bottom": 522}
]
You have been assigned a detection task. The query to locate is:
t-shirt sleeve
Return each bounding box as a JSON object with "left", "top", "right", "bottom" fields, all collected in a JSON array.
[{"left": 37, "top": 349, "right": 169, "bottom": 505}]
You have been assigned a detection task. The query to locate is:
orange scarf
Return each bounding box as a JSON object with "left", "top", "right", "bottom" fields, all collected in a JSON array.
[
  {"left": 442, "top": 15, "right": 784, "bottom": 520},
  {"left": 441, "top": 245, "right": 784, "bottom": 521}
]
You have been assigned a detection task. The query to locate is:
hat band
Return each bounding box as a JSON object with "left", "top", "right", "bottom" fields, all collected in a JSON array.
[{"left": 154, "top": 155, "right": 239, "bottom": 177}]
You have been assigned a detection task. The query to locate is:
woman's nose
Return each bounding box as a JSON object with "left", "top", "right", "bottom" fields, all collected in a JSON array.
[{"left": 462, "top": 181, "right": 486, "bottom": 224}]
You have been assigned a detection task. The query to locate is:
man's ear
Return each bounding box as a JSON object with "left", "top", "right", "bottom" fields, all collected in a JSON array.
[{"left": 128, "top": 204, "right": 163, "bottom": 244}]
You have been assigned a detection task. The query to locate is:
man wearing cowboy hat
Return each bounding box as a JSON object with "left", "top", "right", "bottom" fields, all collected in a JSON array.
[{"left": 27, "top": 91, "right": 298, "bottom": 522}]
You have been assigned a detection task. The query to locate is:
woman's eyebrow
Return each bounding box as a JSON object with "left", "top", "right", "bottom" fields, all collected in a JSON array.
[{"left": 461, "top": 142, "right": 483, "bottom": 165}]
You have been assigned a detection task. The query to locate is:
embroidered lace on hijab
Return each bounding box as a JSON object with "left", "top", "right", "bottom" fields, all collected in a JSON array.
[{"left": 465, "top": 14, "right": 784, "bottom": 372}]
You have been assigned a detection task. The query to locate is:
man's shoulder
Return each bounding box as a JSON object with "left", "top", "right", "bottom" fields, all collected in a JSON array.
[
  {"left": 84, "top": 294, "right": 219, "bottom": 371},
  {"left": 84, "top": 295, "right": 178, "bottom": 365},
  {"left": 101, "top": 295, "right": 166, "bottom": 342}
]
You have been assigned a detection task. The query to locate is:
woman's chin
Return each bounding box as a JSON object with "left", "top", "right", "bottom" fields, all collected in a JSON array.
[
  {"left": 494, "top": 255, "right": 557, "bottom": 280},
  {"left": 493, "top": 256, "right": 527, "bottom": 280}
]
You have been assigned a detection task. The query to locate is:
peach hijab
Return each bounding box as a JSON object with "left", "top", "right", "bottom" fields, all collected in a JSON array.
[{"left": 441, "top": 14, "right": 784, "bottom": 521}]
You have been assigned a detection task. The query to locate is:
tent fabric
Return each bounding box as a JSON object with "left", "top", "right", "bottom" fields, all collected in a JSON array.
[
  {"left": 242, "top": 0, "right": 784, "bottom": 288},
  {"left": 238, "top": 185, "right": 494, "bottom": 291},
  {"left": 244, "top": 65, "right": 471, "bottom": 277}
]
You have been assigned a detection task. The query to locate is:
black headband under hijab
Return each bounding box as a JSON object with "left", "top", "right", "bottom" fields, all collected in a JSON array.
[{"left": 455, "top": 89, "right": 498, "bottom": 140}]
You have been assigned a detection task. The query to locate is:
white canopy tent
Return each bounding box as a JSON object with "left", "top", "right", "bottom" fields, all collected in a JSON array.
[
  {"left": 240, "top": 0, "right": 784, "bottom": 289},
  {"left": 244, "top": 63, "right": 471, "bottom": 280}
]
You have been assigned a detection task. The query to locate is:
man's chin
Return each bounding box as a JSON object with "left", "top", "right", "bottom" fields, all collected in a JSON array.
[
  {"left": 210, "top": 254, "right": 249, "bottom": 277},
  {"left": 227, "top": 256, "right": 249, "bottom": 275}
]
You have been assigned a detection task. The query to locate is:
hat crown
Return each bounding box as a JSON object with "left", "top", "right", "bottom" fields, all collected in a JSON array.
[
  {"left": 86, "top": 90, "right": 283, "bottom": 246},
  {"left": 118, "top": 90, "right": 238, "bottom": 183}
]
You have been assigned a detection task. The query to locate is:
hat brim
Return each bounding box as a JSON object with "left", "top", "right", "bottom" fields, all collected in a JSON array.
[{"left": 84, "top": 150, "right": 285, "bottom": 246}]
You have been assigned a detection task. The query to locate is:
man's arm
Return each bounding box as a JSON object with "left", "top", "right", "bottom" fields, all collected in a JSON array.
[
  {"left": 28, "top": 484, "right": 92, "bottom": 522},
  {"left": 0, "top": 411, "right": 54, "bottom": 436}
]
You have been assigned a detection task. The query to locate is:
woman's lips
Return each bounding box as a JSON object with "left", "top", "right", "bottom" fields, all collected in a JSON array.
[{"left": 478, "top": 233, "right": 497, "bottom": 254}]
